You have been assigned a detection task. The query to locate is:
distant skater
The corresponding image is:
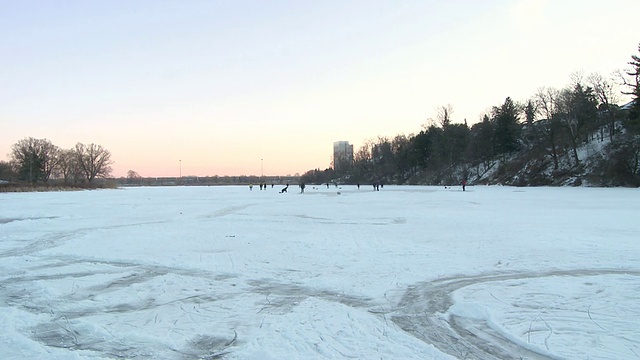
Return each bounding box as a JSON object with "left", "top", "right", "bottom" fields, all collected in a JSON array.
[
  {"left": 300, "top": 182, "right": 305, "bottom": 193},
  {"left": 249, "top": 183, "right": 253, "bottom": 191},
  {"left": 462, "top": 180, "right": 467, "bottom": 191},
  {"left": 280, "top": 184, "right": 289, "bottom": 193}
]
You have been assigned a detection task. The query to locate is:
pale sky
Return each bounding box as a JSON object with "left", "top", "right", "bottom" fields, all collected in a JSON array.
[{"left": 1, "top": 0, "right": 639, "bottom": 177}]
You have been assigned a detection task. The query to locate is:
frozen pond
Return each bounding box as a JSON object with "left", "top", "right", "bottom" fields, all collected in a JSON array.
[{"left": 1, "top": 185, "right": 639, "bottom": 359}]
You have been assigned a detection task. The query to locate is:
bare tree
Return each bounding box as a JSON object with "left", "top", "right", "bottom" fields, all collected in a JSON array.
[
  {"left": 557, "top": 88, "right": 581, "bottom": 166},
  {"left": 436, "top": 104, "right": 454, "bottom": 128},
  {"left": 422, "top": 104, "right": 454, "bottom": 130},
  {"left": 10, "top": 137, "right": 61, "bottom": 183},
  {"left": 74, "top": 143, "right": 113, "bottom": 182},
  {"left": 352, "top": 139, "right": 374, "bottom": 180},
  {"left": 569, "top": 71, "right": 585, "bottom": 88},
  {"left": 0, "top": 161, "right": 17, "bottom": 181},
  {"left": 56, "top": 149, "right": 83, "bottom": 183},
  {"left": 126, "top": 170, "right": 142, "bottom": 185},
  {"left": 127, "top": 170, "right": 141, "bottom": 179},
  {"left": 534, "top": 87, "right": 563, "bottom": 170},
  {"left": 588, "top": 72, "right": 620, "bottom": 140},
  {"left": 391, "top": 134, "right": 409, "bottom": 154},
  {"left": 354, "top": 139, "right": 373, "bottom": 163},
  {"left": 42, "top": 141, "right": 61, "bottom": 181}
]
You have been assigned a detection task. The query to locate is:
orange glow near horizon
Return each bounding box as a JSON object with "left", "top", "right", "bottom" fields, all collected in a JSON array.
[{"left": 1, "top": 1, "right": 639, "bottom": 178}]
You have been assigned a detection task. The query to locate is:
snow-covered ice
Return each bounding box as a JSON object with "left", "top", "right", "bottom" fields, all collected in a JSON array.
[{"left": 1, "top": 185, "right": 638, "bottom": 359}]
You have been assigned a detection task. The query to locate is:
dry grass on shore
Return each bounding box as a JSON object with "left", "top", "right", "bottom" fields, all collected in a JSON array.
[{"left": 0, "top": 182, "right": 118, "bottom": 193}]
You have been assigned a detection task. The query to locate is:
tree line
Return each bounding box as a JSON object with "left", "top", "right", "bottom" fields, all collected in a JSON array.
[
  {"left": 302, "top": 43, "right": 640, "bottom": 187},
  {"left": 0, "top": 138, "right": 113, "bottom": 186}
]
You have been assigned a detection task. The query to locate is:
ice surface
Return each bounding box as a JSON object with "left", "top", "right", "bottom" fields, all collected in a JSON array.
[{"left": 1, "top": 185, "right": 638, "bottom": 359}]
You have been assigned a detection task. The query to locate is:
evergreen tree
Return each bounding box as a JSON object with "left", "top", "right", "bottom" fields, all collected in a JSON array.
[
  {"left": 623, "top": 43, "right": 640, "bottom": 131},
  {"left": 467, "top": 115, "right": 494, "bottom": 169},
  {"left": 492, "top": 97, "right": 521, "bottom": 156},
  {"left": 410, "top": 126, "right": 437, "bottom": 169},
  {"left": 444, "top": 123, "right": 470, "bottom": 166},
  {"left": 524, "top": 99, "right": 536, "bottom": 126}
]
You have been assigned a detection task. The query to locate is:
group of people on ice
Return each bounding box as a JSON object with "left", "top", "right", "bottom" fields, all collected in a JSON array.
[
  {"left": 249, "top": 183, "right": 274, "bottom": 191},
  {"left": 250, "top": 180, "right": 469, "bottom": 192}
]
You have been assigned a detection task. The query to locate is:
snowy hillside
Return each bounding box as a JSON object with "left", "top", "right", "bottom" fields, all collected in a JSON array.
[{"left": 466, "top": 126, "right": 640, "bottom": 187}]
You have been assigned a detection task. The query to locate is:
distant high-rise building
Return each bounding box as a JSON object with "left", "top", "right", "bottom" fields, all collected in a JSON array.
[{"left": 333, "top": 141, "right": 353, "bottom": 171}]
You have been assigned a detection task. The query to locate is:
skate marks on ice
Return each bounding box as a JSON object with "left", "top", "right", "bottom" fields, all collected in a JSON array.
[
  {"left": 0, "top": 216, "right": 58, "bottom": 224},
  {"left": 292, "top": 213, "right": 407, "bottom": 226},
  {"left": 0, "top": 257, "right": 244, "bottom": 359},
  {"left": 207, "top": 203, "right": 256, "bottom": 218},
  {"left": 391, "top": 269, "right": 640, "bottom": 360},
  {"left": 247, "top": 279, "right": 372, "bottom": 315},
  {"left": 3, "top": 250, "right": 638, "bottom": 359},
  {"left": 1, "top": 255, "right": 375, "bottom": 359},
  {"left": 0, "top": 220, "right": 168, "bottom": 259}
]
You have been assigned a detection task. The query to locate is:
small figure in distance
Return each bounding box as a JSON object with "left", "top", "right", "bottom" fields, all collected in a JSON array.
[
  {"left": 300, "top": 182, "right": 305, "bottom": 193},
  {"left": 462, "top": 179, "right": 467, "bottom": 191},
  {"left": 280, "top": 184, "right": 289, "bottom": 193},
  {"left": 249, "top": 183, "right": 253, "bottom": 191}
]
